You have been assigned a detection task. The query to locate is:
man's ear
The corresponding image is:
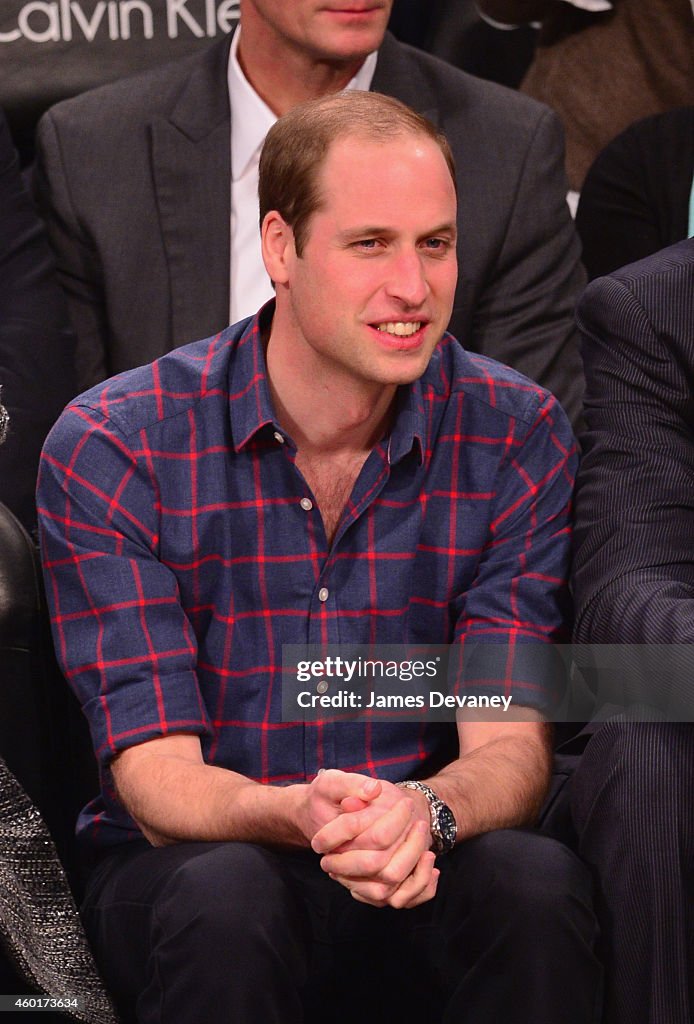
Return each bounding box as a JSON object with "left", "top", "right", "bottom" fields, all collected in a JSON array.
[{"left": 261, "top": 211, "right": 295, "bottom": 285}]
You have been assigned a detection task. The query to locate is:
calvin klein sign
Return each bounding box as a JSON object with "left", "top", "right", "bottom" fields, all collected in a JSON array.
[
  {"left": 0, "top": 0, "right": 238, "bottom": 142},
  {"left": 0, "top": 0, "right": 238, "bottom": 42}
]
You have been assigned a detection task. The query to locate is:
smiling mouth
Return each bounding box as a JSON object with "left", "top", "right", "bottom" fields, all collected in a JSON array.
[{"left": 373, "top": 321, "right": 422, "bottom": 337}]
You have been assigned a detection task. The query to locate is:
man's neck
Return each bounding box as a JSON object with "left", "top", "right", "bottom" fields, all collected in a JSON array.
[
  {"left": 265, "top": 328, "right": 395, "bottom": 460},
  {"left": 236, "top": 16, "right": 367, "bottom": 116}
]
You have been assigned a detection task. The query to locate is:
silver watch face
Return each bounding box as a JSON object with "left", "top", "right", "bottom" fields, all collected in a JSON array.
[
  {"left": 398, "top": 781, "right": 456, "bottom": 854},
  {"left": 433, "top": 801, "right": 457, "bottom": 853}
]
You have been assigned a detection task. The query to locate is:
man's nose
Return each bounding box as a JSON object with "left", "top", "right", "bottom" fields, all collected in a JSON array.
[{"left": 385, "top": 249, "right": 429, "bottom": 307}]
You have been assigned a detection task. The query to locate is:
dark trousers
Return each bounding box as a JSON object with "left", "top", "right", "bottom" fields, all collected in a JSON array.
[
  {"left": 82, "top": 829, "right": 601, "bottom": 1024},
  {"left": 562, "top": 720, "right": 694, "bottom": 1024}
]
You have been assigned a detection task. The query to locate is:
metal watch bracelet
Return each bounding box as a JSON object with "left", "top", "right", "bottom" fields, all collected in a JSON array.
[{"left": 397, "top": 780, "right": 457, "bottom": 855}]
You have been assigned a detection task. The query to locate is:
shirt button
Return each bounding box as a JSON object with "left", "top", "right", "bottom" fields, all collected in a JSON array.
[
  {"left": 318, "top": 587, "right": 329, "bottom": 602},
  {"left": 317, "top": 680, "right": 329, "bottom": 694},
  {"left": 273, "top": 431, "right": 285, "bottom": 444},
  {"left": 300, "top": 497, "right": 313, "bottom": 511}
]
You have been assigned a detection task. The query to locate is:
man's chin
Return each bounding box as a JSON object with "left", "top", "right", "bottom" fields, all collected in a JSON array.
[
  {"left": 313, "top": 14, "right": 389, "bottom": 58},
  {"left": 375, "top": 353, "right": 436, "bottom": 388}
]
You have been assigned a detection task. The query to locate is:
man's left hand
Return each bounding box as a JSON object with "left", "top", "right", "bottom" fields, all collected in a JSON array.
[{"left": 311, "top": 780, "right": 439, "bottom": 908}]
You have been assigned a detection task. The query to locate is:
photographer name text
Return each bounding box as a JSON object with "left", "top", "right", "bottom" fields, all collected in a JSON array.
[{"left": 296, "top": 691, "right": 514, "bottom": 711}]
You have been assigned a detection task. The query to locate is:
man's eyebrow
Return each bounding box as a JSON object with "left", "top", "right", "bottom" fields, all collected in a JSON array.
[
  {"left": 337, "top": 223, "right": 458, "bottom": 242},
  {"left": 337, "top": 226, "right": 395, "bottom": 241},
  {"left": 420, "top": 222, "right": 457, "bottom": 239}
]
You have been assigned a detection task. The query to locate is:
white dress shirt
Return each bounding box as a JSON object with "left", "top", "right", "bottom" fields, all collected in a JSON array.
[{"left": 228, "top": 29, "right": 378, "bottom": 323}]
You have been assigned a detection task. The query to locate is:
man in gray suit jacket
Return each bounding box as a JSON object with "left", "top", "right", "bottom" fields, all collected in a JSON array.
[
  {"left": 34, "top": 0, "right": 585, "bottom": 426},
  {"left": 572, "top": 238, "right": 694, "bottom": 1024}
]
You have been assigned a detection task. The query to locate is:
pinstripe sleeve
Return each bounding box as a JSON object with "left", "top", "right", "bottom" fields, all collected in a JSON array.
[{"left": 573, "top": 266, "right": 694, "bottom": 646}]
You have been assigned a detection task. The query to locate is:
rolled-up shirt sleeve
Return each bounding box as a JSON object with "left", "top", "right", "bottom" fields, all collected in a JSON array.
[
  {"left": 38, "top": 402, "right": 212, "bottom": 768},
  {"left": 450, "top": 392, "right": 577, "bottom": 714}
]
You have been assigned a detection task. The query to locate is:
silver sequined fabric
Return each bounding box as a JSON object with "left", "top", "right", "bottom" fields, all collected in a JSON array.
[
  {"left": 0, "top": 758, "right": 119, "bottom": 1023},
  {"left": 0, "top": 394, "right": 8, "bottom": 446}
]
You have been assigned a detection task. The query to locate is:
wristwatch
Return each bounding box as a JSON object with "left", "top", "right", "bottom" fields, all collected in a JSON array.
[{"left": 397, "top": 780, "right": 457, "bottom": 855}]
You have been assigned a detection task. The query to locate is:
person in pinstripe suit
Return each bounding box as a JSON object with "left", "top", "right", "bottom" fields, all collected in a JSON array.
[{"left": 572, "top": 237, "right": 694, "bottom": 1023}]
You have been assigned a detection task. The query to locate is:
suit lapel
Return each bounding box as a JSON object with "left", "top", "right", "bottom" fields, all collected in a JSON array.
[{"left": 151, "top": 34, "right": 233, "bottom": 347}]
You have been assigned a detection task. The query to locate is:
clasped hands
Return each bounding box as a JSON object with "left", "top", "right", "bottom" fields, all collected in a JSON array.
[{"left": 302, "top": 769, "right": 439, "bottom": 909}]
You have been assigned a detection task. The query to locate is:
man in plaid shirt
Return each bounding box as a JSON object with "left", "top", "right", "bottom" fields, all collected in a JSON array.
[{"left": 38, "top": 93, "right": 600, "bottom": 1023}]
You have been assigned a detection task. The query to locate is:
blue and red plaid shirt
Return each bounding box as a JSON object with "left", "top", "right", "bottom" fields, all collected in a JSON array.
[{"left": 38, "top": 306, "right": 576, "bottom": 850}]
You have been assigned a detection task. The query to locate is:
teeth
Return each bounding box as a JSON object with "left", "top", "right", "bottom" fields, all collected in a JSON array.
[{"left": 375, "top": 321, "right": 422, "bottom": 336}]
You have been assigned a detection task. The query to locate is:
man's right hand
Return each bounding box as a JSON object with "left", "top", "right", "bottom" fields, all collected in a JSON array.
[
  {"left": 301, "top": 771, "right": 439, "bottom": 909},
  {"left": 294, "top": 768, "right": 383, "bottom": 839}
]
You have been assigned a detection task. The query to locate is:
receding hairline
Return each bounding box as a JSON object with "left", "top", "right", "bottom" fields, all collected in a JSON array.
[
  {"left": 317, "top": 124, "right": 457, "bottom": 180},
  {"left": 300, "top": 127, "right": 457, "bottom": 223}
]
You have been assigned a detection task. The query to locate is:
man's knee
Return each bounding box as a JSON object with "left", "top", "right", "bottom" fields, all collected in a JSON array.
[
  {"left": 95, "top": 843, "right": 313, "bottom": 1021},
  {"left": 442, "top": 829, "right": 595, "bottom": 931},
  {"left": 155, "top": 843, "right": 308, "bottom": 947},
  {"left": 430, "top": 828, "right": 600, "bottom": 1010}
]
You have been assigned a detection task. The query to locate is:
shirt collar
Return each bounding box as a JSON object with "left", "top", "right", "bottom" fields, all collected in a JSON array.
[
  {"left": 229, "top": 302, "right": 428, "bottom": 465},
  {"left": 228, "top": 28, "right": 276, "bottom": 182},
  {"left": 229, "top": 302, "right": 278, "bottom": 451},
  {"left": 387, "top": 374, "right": 426, "bottom": 467},
  {"left": 228, "top": 27, "right": 379, "bottom": 181}
]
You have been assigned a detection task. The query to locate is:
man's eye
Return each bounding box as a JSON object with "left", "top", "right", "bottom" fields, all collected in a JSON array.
[
  {"left": 423, "top": 238, "right": 449, "bottom": 251},
  {"left": 355, "top": 239, "right": 379, "bottom": 249}
]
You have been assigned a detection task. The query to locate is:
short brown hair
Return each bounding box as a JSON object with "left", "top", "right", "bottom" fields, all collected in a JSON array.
[{"left": 258, "top": 91, "right": 456, "bottom": 256}]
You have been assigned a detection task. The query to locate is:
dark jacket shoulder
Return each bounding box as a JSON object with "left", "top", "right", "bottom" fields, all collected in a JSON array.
[
  {"left": 374, "top": 33, "right": 555, "bottom": 138},
  {"left": 39, "top": 34, "right": 232, "bottom": 137}
]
